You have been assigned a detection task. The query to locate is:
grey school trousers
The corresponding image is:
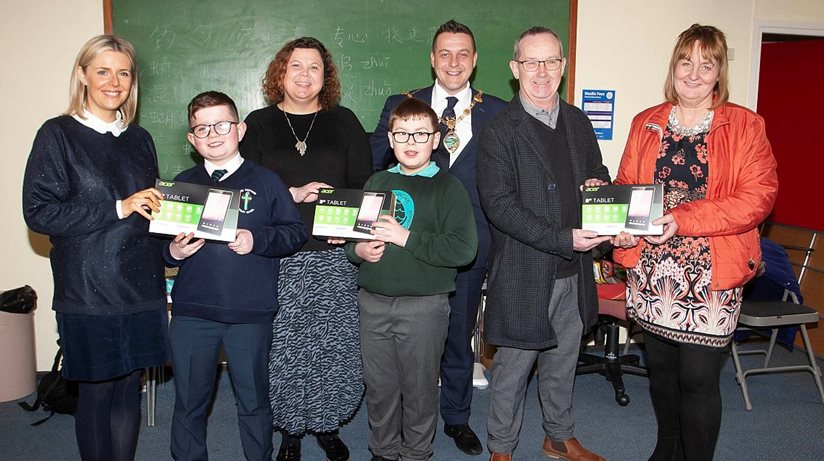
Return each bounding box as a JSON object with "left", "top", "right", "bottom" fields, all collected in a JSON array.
[
  {"left": 358, "top": 289, "right": 450, "bottom": 460},
  {"left": 487, "top": 275, "right": 583, "bottom": 454}
]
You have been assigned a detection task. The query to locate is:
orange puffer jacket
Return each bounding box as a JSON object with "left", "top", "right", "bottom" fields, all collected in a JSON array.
[{"left": 613, "top": 102, "right": 778, "bottom": 290}]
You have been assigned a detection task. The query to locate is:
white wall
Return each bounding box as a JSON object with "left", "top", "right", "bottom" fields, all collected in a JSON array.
[
  {"left": 2, "top": 0, "right": 102, "bottom": 370},
  {"left": 576, "top": 0, "right": 824, "bottom": 176},
  {"left": 5, "top": 0, "right": 824, "bottom": 370}
]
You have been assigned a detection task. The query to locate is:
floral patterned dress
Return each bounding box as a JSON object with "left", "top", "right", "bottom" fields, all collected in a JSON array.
[{"left": 626, "top": 109, "right": 742, "bottom": 348}]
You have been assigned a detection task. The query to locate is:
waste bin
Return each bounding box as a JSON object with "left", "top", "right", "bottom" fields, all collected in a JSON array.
[{"left": 0, "top": 310, "right": 37, "bottom": 402}]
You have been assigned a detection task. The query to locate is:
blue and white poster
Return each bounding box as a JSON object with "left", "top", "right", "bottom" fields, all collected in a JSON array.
[{"left": 581, "top": 89, "right": 615, "bottom": 140}]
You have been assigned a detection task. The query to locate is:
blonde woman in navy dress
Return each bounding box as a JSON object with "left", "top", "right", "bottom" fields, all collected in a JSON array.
[{"left": 23, "top": 35, "right": 167, "bottom": 461}]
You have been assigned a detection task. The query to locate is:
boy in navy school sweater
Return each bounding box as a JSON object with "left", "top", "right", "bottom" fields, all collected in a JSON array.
[{"left": 164, "top": 91, "right": 306, "bottom": 461}]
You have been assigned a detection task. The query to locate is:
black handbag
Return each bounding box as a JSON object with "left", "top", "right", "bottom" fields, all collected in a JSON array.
[
  {"left": 18, "top": 347, "right": 78, "bottom": 425},
  {"left": 0, "top": 285, "right": 37, "bottom": 314}
]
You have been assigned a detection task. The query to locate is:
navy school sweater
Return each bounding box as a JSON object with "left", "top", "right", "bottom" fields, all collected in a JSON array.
[{"left": 163, "top": 159, "right": 307, "bottom": 323}]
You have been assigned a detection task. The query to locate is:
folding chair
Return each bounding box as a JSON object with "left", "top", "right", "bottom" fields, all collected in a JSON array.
[{"left": 731, "top": 239, "right": 824, "bottom": 410}]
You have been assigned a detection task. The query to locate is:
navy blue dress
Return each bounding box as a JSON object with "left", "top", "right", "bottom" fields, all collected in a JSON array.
[{"left": 23, "top": 115, "right": 167, "bottom": 382}]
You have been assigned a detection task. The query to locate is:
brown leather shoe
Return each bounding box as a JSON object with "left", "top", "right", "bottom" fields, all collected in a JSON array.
[
  {"left": 489, "top": 453, "right": 512, "bottom": 461},
  {"left": 542, "top": 437, "right": 605, "bottom": 461}
]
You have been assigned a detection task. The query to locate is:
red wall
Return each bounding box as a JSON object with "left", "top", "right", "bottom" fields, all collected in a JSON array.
[{"left": 757, "top": 39, "right": 824, "bottom": 231}]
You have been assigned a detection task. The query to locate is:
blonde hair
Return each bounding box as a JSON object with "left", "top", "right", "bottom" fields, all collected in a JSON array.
[
  {"left": 66, "top": 35, "right": 139, "bottom": 125},
  {"left": 663, "top": 24, "right": 729, "bottom": 109}
]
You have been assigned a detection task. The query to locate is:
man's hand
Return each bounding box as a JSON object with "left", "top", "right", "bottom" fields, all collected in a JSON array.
[
  {"left": 582, "top": 178, "right": 609, "bottom": 188},
  {"left": 572, "top": 229, "right": 612, "bottom": 252}
]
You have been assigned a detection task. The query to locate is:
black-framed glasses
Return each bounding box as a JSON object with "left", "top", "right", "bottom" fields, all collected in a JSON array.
[
  {"left": 390, "top": 131, "right": 437, "bottom": 143},
  {"left": 190, "top": 121, "right": 238, "bottom": 139},
  {"left": 516, "top": 58, "right": 564, "bottom": 72}
]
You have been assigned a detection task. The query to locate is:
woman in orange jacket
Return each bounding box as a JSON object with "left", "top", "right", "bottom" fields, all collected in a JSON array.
[{"left": 612, "top": 24, "right": 778, "bottom": 461}]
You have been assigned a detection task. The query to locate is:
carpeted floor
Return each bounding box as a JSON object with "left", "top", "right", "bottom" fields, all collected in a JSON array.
[{"left": 2, "top": 341, "right": 823, "bottom": 460}]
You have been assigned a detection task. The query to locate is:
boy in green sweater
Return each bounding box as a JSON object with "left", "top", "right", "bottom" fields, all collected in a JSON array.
[{"left": 347, "top": 97, "right": 478, "bottom": 460}]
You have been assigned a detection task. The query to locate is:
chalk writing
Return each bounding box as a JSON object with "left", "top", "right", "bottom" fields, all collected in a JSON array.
[
  {"left": 337, "top": 55, "right": 353, "bottom": 71},
  {"left": 341, "top": 83, "right": 358, "bottom": 108},
  {"left": 149, "top": 25, "right": 176, "bottom": 50},
  {"left": 144, "top": 111, "right": 188, "bottom": 128},
  {"left": 382, "top": 26, "right": 403, "bottom": 44},
  {"left": 361, "top": 80, "right": 392, "bottom": 97},
  {"left": 192, "top": 25, "right": 214, "bottom": 47},
  {"left": 145, "top": 83, "right": 170, "bottom": 104},
  {"left": 334, "top": 26, "right": 368, "bottom": 48},
  {"left": 360, "top": 56, "right": 390, "bottom": 70},
  {"left": 149, "top": 57, "right": 172, "bottom": 76},
  {"left": 406, "top": 27, "right": 426, "bottom": 43}
]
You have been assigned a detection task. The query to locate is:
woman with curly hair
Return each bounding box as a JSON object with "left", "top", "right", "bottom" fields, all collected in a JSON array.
[{"left": 241, "top": 37, "right": 372, "bottom": 461}]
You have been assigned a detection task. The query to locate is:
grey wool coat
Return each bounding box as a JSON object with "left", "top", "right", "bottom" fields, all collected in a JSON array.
[{"left": 477, "top": 96, "right": 610, "bottom": 350}]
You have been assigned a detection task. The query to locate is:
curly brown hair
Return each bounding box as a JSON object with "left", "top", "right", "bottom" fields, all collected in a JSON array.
[{"left": 262, "top": 37, "right": 341, "bottom": 110}]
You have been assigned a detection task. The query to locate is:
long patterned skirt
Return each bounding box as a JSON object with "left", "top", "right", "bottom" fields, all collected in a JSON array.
[{"left": 269, "top": 248, "right": 364, "bottom": 434}]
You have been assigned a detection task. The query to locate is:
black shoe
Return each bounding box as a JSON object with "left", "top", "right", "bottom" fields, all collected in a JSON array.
[
  {"left": 444, "top": 423, "right": 483, "bottom": 455},
  {"left": 276, "top": 437, "right": 301, "bottom": 461},
  {"left": 317, "top": 433, "right": 349, "bottom": 461}
]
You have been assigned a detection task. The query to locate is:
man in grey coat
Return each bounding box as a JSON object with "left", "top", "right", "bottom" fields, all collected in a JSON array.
[{"left": 477, "top": 27, "right": 611, "bottom": 461}]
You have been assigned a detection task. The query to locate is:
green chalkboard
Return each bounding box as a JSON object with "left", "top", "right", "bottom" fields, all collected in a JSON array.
[{"left": 111, "top": 0, "right": 572, "bottom": 178}]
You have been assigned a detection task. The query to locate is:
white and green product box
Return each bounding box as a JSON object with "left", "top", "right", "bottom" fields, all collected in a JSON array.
[
  {"left": 149, "top": 179, "right": 241, "bottom": 242},
  {"left": 312, "top": 188, "right": 395, "bottom": 240},
  {"left": 582, "top": 184, "right": 664, "bottom": 235}
]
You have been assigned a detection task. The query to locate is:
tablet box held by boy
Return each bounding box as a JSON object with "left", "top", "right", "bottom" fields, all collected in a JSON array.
[
  {"left": 312, "top": 188, "right": 395, "bottom": 240},
  {"left": 149, "top": 178, "right": 241, "bottom": 242},
  {"left": 582, "top": 183, "right": 664, "bottom": 235}
]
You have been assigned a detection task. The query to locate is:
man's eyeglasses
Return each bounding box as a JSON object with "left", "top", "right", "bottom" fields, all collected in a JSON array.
[
  {"left": 190, "top": 121, "right": 238, "bottom": 139},
  {"left": 390, "top": 131, "right": 437, "bottom": 143},
  {"left": 516, "top": 58, "right": 564, "bottom": 72}
]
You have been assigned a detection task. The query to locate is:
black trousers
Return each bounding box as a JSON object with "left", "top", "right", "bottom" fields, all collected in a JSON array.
[
  {"left": 644, "top": 332, "right": 725, "bottom": 461},
  {"left": 440, "top": 266, "right": 486, "bottom": 426}
]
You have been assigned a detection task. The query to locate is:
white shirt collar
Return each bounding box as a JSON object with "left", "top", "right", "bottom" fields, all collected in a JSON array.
[
  {"left": 432, "top": 80, "right": 473, "bottom": 115},
  {"left": 72, "top": 109, "right": 127, "bottom": 137},
  {"left": 204, "top": 153, "right": 244, "bottom": 181}
]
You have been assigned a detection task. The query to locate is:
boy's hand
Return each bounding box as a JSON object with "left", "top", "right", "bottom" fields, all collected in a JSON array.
[
  {"left": 170, "top": 232, "right": 206, "bottom": 260},
  {"left": 372, "top": 215, "right": 409, "bottom": 247},
  {"left": 290, "top": 181, "right": 332, "bottom": 203},
  {"left": 229, "top": 229, "right": 254, "bottom": 255},
  {"left": 122, "top": 187, "right": 163, "bottom": 220},
  {"left": 355, "top": 240, "right": 385, "bottom": 263}
]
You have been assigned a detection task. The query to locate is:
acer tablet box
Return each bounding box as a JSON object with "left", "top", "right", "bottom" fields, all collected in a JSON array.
[
  {"left": 313, "top": 188, "right": 395, "bottom": 240},
  {"left": 149, "top": 179, "right": 241, "bottom": 242},
  {"left": 582, "top": 184, "right": 664, "bottom": 235}
]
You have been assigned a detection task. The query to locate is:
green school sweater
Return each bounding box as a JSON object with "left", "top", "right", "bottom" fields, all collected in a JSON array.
[{"left": 346, "top": 169, "right": 478, "bottom": 296}]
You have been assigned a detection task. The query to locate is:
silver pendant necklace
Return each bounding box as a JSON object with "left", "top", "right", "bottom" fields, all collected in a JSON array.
[{"left": 284, "top": 109, "right": 318, "bottom": 156}]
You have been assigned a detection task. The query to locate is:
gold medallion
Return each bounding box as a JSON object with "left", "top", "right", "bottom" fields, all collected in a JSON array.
[{"left": 443, "top": 130, "right": 460, "bottom": 154}]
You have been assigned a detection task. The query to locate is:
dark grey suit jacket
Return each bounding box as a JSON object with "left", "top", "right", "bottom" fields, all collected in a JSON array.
[{"left": 477, "top": 96, "right": 610, "bottom": 350}]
